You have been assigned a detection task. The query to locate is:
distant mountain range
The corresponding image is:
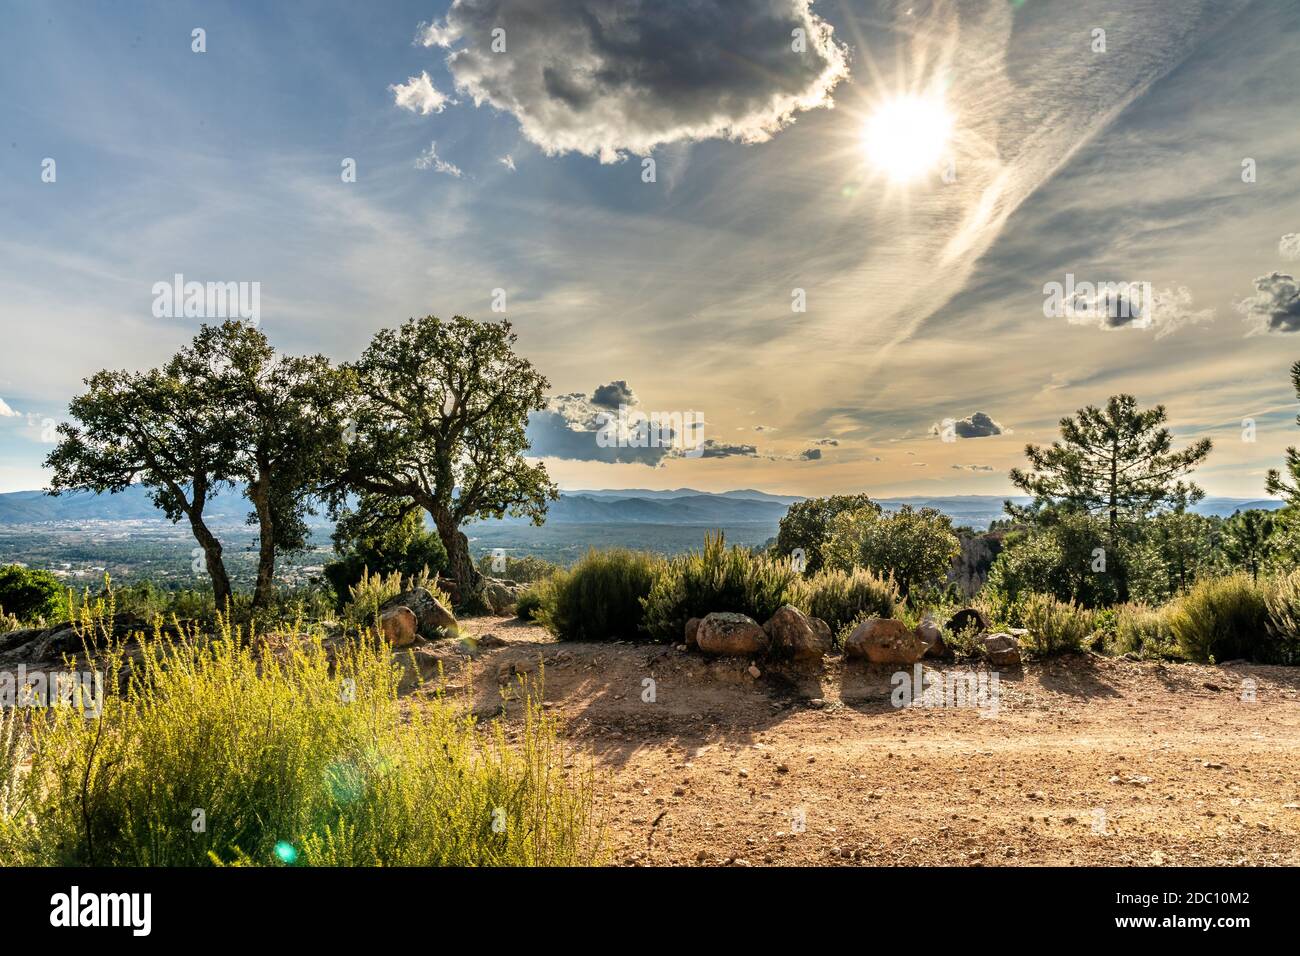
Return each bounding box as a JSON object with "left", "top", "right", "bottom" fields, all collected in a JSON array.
[{"left": 0, "top": 485, "right": 1284, "bottom": 531}]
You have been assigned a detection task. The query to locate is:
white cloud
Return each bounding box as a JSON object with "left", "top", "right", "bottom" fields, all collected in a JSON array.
[
  {"left": 1280, "top": 233, "right": 1300, "bottom": 261},
  {"left": 0, "top": 398, "right": 20, "bottom": 417},
  {"left": 499, "top": 154, "right": 516, "bottom": 172},
  {"left": 390, "top": 71, "right": 452, "bottom": 115}
]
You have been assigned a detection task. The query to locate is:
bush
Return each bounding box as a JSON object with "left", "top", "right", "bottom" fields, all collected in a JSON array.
[
  {"left": 1165, "top": 573, "right": 1270, "bottom": 663},
  {"left": 515, "top": 587, "right": 544, "bottom": 622},
  {"left": 477, "top": 553, "right": 563, "bottom": 584},
  {"left": 1109, "top": 603, "right": 1177, "bottom": 659},
  {"left": 823, "top": 505, "right": 960, "bottom": 598},
  {"left": 1016, "top": 592, "right": 1095, "bottom": 657},
  {"left": 0, "top": 565, "right": 64, "bottom": 625},
  {"left": 2, "top": 622, "right": 599, "bottom": 866},
  {"left": 535, "top": 549, "right": 663, "bottom": 642},
  {"left": 1262, "top": 570, "right": 1300, "bottom": 665},
  {"left": 641, "top": 534, "right": 799, "bottom": 642},
  {"left": 792, "top": 567, "right": 899, "bottom": 637}
]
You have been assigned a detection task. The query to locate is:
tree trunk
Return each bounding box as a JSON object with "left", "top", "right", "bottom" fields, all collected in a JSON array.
[
  {"left": 431, "top": 506, "right": 481, "bottom": 604},
  {"left": 189, "top": 515, "right": 233, "bottom": 609},
  {"left": 251, "top": 477, "right": 276, "bottom": 610}
]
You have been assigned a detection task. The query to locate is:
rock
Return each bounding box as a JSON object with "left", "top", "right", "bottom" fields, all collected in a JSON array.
[
  {"left": 983, "top": 632, "right": 1022, "bottom": 667},
  {"left": 685, "top": 617, "right": 702, "bottom": 649},
  {"left": 747, "top": 664, "right": 761, "bottom": 679},
  {"left": 482, "top": 579, "right": 528, "bottom": 615},
  {"left": 843, "top": 617, "right": 925, "bottom": 664},
  {"left": 762, "top": 605, "right": 830, "bottom": 663},
  {"left": 915, "top": 616, "right": 948, "bottom": 658},
  {"left": 29, "top": 612, "right": 154, "bottom": 661},
  {"left": 380, "top": 587, "right": 457, "bottom": 640},
  {"left": 946, "top": 607, "right": 989, "bottom": 637},
  {"left": 695, "top": 612, "right": 769, "bottom": 656},
  {"left": 380, "top": 606, "right": 420, "bottom": 647}
]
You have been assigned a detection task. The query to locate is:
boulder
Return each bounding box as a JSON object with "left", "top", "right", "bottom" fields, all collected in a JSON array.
[
  {"left": 695, "top": 612, "right": 769, "bottom": 657},
  {"left": 380, "top": 588, "right": 457, "bottom": 640},
  {"left": 843, "top": 617, "right": 925, "bottom": 664},
  {"left": 983, "top": 632, "right": 1022, "bottom": 667},
  {"left": 762, "top": 605, "right": 830, "bottom": 663},
  {"left": 915, "top": 617, "right": 948, "bottom": 659},
  {"left": 381, "top": 606, "right": 420, "bottom": 648},
  {"left": 946, "top": 607, "right": 989, "bottom": 637},
  {"left": 482, "top": 579, "right": 527, "bottom": 615},
  {"left": 684, "top": 617, "right": 702, "bottom": 649}
]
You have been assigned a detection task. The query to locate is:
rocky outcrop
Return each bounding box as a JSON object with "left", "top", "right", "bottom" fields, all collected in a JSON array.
[
  {"left": 381, "top": 606, "right": 419, "bottom": 648},
  {"left": 843, "top": 617, "right": 925, "bottom": 664},
  {"left": 695, "top": 612, "right": 769, "bottom": 656},
  {"left": 762, "top": 605, "right": 831, "bottom": 663},
  {"left": 482, "top": 579, "right": 529, "bottom": 615}
]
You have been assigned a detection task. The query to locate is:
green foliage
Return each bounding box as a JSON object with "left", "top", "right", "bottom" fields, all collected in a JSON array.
[
  {"left": 774, "top": 494, "right": 879, "bottom": 575},
  {"left": 1165, "top": 573, "right": 1271, "bottom": 663},
  {"left": 0, "top": 565, "right": 64, "bottom": 625},
  {"left": 1124, "top": 511, "right": 1221, "bottom": 604},
  {"left": 641, "top": 533, "right": 800, "bottom": 642},
  {"left": 515, "top": 587, "right": 544, "bottom": 622},
  {"left": 1108, "top": 603, "right": 1178, "bottom": 659},
  {"left": 985, "top": 512, "right": 1118, "bottom": 608},
  {"left": 791, "top": 567, "right": 899, "bottom": 636},
  {"left": 1, "top": 622, "right": 598, "bottom": 866},
  {"left": 823, "top": 505, "right": 960, "bottom": 598},
  {"left": 1221, "top": 509, "right": 1276, "bottom": 582},
  {"left": 477, "top": 553, "right": 563, "bottom": 584},
  {"left": 325, "top": 495, "right": 447, "bottom": 608},
  {"left": 344, "top": 315, "right": 558, "bottom": 592},
  {"left": 342, "top": 568, "right": 440, "bottom": 630},
  {"left": 1009, "top": 394, "right": 1212, "bottom": 537},
  {"left": 535, "top": 549, "right": 663, "bottom": 642},
  {"left": 1262, "top": 570, "right": 1300, "bottom": 665},
  {"left": 1015, "top": 592, "right": 1095, "bottom": 657}
]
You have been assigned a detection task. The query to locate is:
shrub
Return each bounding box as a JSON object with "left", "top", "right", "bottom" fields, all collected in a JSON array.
[
  {"left": 793, "top": 567, "right": 899, "bottom": 637},
  {"left": 1165, "top": 573, "right": 1270, "bottom": 663},
  {"left": 535, "top": 549, "right": 663, "bottom": 642},
  {"left": 515, "top": 587, "right": 544, "bottom": 622},
  {"left": 1262, "top": 570, "right": 1300, "bottom": 665},
  {"left": 1015, "top": 592, "right": 1095, "bottom": 657},
  {"left": 641, "top": 533, "right": 799, "bottom": 642},
  {"left": 823, "top": 505, "right": 960, "bottom": 598},
  {"left": 0, "top": 565, "right": 64, "bottom": 625},
  {"left": 1109, "top": 603, "right": 1177, "bottom": 659},
  {"left": 477, "top": 553, "right": 563, "bottom": 584},
  {"left": 4, "top": 622, "right": 599, "bottom": 866}
]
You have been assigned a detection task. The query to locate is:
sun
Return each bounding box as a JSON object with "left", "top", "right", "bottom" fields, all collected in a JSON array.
[{"left": 861, "top": 93, "right": 953, "bottom": 183}]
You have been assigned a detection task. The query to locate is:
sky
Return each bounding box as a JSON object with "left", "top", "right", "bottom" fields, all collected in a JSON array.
[{"left": 2, "top": 0, "right": 1299, "bottom": 498}]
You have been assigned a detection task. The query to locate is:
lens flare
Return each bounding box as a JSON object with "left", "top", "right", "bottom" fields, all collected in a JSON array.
[{"left": 862, "top": 93, "right": 953, "bottom": 183}]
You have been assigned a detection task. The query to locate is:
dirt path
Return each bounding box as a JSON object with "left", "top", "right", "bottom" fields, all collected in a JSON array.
[{"left": 421, "top": 617, "right": 1300, "bottom": 866}]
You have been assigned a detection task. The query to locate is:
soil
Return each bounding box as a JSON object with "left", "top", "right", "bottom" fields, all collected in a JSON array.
[{"left": 426, "top": 616, "right": 1300, "bottom": 867}]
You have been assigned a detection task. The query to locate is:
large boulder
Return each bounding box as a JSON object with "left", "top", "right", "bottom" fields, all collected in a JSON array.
[
  {"left": 843, "top": 617, "right": 925, "bottom": 664},
  {"left": 482, "top": 579, "right": 528, "bottom": 615},
  {"left": 762, "top": 605, "right": 831, "bottom": 663},
  {"left": 380, "top": 588, "right": 457, "bottom": 640},
  {"left": 983, "top": 632, "right": 1022, "bottom": 667},
  {"left": 946, "top": 607, "right": 989, "bottom": 637},
  {"left": 915, "top": 617, "right": 949, "bottom": 659},
  {"left": 381, "top": 606, "right": 420, "bottom": 648},
  {"left": 695, "top": 612, "right": 769, "bottom": 657}
]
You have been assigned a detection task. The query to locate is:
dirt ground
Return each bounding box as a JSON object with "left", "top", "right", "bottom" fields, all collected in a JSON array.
[{"left": 415, "top": 616, "right": 1300, "bottom": 867}]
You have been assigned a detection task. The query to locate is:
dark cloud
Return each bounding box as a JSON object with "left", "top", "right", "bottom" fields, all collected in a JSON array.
[
  {"left": 951, "top": 464, "right": 995, "bottom": 472},
  {"left": 415, "top": 0, "right": 849, "bottom": 162},
  {"left": 799, "top": 448, "right": 822, "bottom": 460},
  {"left": 591, "top": 379, "right": 637, "bottom": 409},
  {"left": 930, "top": 412, "right": 1008, "bottom": 439},
  {"left": 699, "top": 440, "right": 759, "bottom": 459},
  {"left": 525, "top": 409, "right": 668, "bottom": 465},
  {"left": 1238, "top": 272, "right": 1300, "bottom": 333},
  {"left": 812, "top": 437, "right": 839, "bottom": 446}
]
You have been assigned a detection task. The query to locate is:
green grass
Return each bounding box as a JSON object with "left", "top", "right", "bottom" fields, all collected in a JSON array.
[{"left": 0, "top": 600, "right": 600, "bottom": 867}]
